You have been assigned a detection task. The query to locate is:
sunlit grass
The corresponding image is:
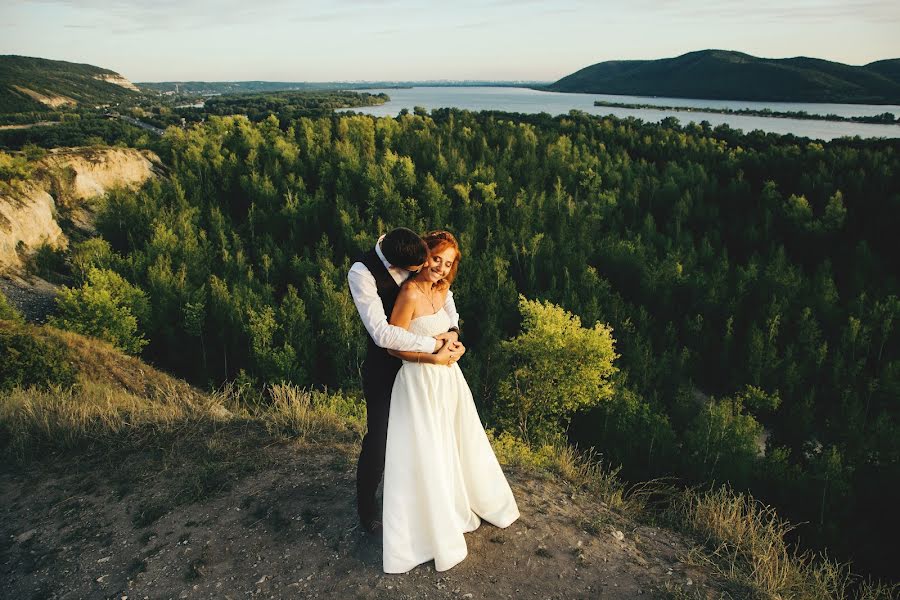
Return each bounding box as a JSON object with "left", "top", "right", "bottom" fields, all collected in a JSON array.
[{"left": 670, "top": 486, "right": 898, "bottom": 600}]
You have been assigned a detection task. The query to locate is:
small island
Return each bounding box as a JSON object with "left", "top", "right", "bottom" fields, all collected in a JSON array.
[{"left": 592, "top": 100, "right": 899, "bottom": 124}]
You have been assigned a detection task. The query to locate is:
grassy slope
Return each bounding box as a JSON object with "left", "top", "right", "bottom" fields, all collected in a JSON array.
[
  {"left": 0, "top": 320, "right": 895, "bottom": 599},
  {"left": 549, "top": 50, "right": 900, "bottom": 104},
  {"left": 0, "top": 55, "right": 141, "bottom": 113}
]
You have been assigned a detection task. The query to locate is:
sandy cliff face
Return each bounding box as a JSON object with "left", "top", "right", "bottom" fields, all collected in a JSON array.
[
  {"left": 0, "top": 184, "right": 64, "bottom": 270},
  {"left": 92, "top": 74, "right": 141, "bottom": 92},
  {"left": 42, "top": 147, "right": 157, "bottom": 202},
  {"left": 10, "top": 85, "right": 77, "bottom": 108},
  {"left": 0, "top": 147, "right": 159, "bottom": 273}
]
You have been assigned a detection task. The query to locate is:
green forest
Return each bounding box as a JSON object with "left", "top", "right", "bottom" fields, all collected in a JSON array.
[
  {"left": 6, "top": 108, "right": 898, "bottom": 582},
  {"left": 0, "top": 91, "right": 390, "bottom": 150}
]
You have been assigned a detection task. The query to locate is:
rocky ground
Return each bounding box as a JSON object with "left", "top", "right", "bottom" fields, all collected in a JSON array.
[
  {"left": 1, "top": 441, "right": 716, "bottom": 600},
  {"left": 0, "top": 273, "right": 58, "bottom": 323}
]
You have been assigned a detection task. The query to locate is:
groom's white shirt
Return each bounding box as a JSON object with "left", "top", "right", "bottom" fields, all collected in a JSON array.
[{"left": 348, "top": 235, "right": 460, "bottom": 353}]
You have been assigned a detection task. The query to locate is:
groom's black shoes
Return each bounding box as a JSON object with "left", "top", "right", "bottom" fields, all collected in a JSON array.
[{"left": 361, "top": 517, "right": 382, "bottom": 535}]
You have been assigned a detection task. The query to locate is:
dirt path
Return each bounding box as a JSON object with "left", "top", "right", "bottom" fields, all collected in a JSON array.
[
  {"left": 0, "top": 121, "right": 62, "bottom": 130},
  {"left": 1, "top": 443, "right": 714, "bottom": 599}
]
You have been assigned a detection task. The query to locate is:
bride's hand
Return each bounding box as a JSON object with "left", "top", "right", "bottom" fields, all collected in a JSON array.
[
  {"left": 434, "top": 343, "right": 455, "bottom": 365},
  {"left": 433, "top": 343, "right": 463, "bottom": 366},
  {"left": 445, "top": 342, "right": 465, "bottom": 366}
]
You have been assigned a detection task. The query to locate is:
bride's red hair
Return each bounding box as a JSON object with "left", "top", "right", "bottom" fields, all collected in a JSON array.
[{"left": 423, "top": 230, "right": 460, "bottom": 290}]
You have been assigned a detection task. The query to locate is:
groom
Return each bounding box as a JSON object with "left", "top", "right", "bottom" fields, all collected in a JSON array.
[{"left": 348, "top": 227, "right": 463, "bottom": 534}]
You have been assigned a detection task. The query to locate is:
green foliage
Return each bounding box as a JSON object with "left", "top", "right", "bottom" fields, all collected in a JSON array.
[
  {"left": 26, "top": 242, "right": 68, "bottom": 281},
  {"left": 0, "top": 150, "right": 32, "bottom": 183},
  {"left": 0, "top": 292, "right": 24, "bottom": 323},
  {"left": 584, "top": 386, "right": 676, "bottom": 475},
  {"left": 201, "top": 91, "right": 388, "bottom": 124},
  {"left": 684, "top": 394, "right": 765, "bottom": 486},
  {"left": 0, "top": 116, "right": 152, "bottom": 150},
  {"left": 70, "top": 237, "right": 121, "bottom": 283},
  {"left": 76, "top": 108, "right": 900, "bottom": 580},
  {"left": 496, "top": 296, "right": 618, "bottom": 443},
  {"left": 49, "top": 268, "right": 149, "bottom": 355},
  {"left": 0, "top": 324, "right": 77, "bottom": 391}
]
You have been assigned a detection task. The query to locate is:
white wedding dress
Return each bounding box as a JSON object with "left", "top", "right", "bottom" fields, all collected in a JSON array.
[{"left": 382, "top": 308, "right": 520, "bottom": 574}]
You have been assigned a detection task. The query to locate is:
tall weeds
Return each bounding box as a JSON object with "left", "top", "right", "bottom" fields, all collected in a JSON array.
[{"left": 672, "top": 486, "right": 898, "bottom": 600}]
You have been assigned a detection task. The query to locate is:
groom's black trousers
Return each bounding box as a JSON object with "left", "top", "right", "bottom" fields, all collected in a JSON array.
[{"left": 356, "top": 359, "right": 400, "bottom": 524}]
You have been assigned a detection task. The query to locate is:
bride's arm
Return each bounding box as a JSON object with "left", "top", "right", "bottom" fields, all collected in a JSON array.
[{"left": 386, "top": 286, "right": 454, "bottom": 365}]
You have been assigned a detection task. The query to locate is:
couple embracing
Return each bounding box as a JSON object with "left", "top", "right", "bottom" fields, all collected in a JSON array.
[{"left": 348, "top": 227, "right": 520, "bottom": 574}]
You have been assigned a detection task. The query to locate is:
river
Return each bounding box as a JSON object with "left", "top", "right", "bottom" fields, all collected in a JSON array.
[{"left": 345, "top": 86, "right": 900, "bottom": 141}]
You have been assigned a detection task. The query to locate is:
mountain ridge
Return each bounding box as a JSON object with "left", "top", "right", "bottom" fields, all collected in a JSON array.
[
  {"left": 548, "top": 49, "right": 900, "bottom": 103},
  {"left": 0, "top": 55, "right": 141, "bottom": 112}
]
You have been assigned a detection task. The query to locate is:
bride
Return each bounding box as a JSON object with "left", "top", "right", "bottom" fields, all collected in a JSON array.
[{"left": 381, "top": 230, "right": 520, "bottom": 574}]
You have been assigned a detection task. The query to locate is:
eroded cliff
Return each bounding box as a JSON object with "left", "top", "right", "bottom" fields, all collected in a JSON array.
[{"left": 0, "top": 147, "right": 159, "bottom": 273}]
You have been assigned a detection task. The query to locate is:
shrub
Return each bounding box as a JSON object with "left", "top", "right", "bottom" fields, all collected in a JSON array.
[
  {"left": 495, "top": 295, "right": 619, "bottom": 443},
  {"left": 70, "top": 238, "right": 120, "bottom": 284},
  {"left": 49, "top": 267, "right": 149, "bottom": 355},
  {"left": 0, "top": 324, "right": 77, "bottom": 391},
  {"left": 0, "top": 150, "right": 32, "bottom": 184},
  {"left": 0, "top": 292, "right": 23, "bottom": 323},
  {"left": 26, "top": 242, "right": 68, "bottom": 281}
]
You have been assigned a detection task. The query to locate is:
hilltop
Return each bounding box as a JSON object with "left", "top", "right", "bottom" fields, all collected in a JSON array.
[
  {"left": 3, "top": 316, "right": 885, "bottom": 598},
  {"left": 548, "top": 49, "right": 900, "bottom": 103},
  {"left": 0, "top": 55, "right": 141, "bottom": 113},
  {"left": 0, "top": 320, "right": 712, "bottom": 599}
]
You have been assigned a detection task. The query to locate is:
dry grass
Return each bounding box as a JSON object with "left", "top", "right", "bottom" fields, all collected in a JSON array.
[
  {"left": 262, "top": 383, "right": 365, "bottom": 444},
  {"left": 487, "top": 429, "right": 637, "bottom": 514},
  {"left": 671, "top": 486, "right": 898, "bottom": 600},
  {"left": 48, "top": 325, "right": 197, "bottom": 398},
  {"left": 0, "top": 380, "right": 227, "bottom": 456},
  {"left": 0, "top": 379, "right": 367, "bottom": 459}
]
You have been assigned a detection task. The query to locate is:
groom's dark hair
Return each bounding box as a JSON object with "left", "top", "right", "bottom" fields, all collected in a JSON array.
[{"left": 381, "top": 227, "right": 428, "bottom": 268}]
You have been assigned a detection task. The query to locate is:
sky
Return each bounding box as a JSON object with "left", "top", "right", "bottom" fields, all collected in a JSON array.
[{"left": 2, "top": 0, "right": 899, "bottom": 82}]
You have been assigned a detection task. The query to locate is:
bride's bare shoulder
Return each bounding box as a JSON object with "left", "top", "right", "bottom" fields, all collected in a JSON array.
[{"left": 398, "top": 281, "right": 423, "bottom": 301}]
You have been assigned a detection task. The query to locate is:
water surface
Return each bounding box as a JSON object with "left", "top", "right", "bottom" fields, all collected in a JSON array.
[{"left": 346, "top": 87, "right": 900, "bottom": 141}]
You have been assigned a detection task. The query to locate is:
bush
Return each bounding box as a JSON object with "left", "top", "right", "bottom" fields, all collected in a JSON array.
[
  {"left": 0, "top": 292, "right": 23, "bottom": 323},
  {"left": 0, "top": 324, "right": 77, "bottom": 391},
  {"left": 26, "top": 242, "right": 69, "bottom": 281},
  {"left": 0, "top": 150, "right": 32, "bottom": 184},
  {"left": 49, "top": 267, "right": 150, "bottom": 355},
  {"left": 70, "top": 238, "right": 120, "bottom": 284},
  {"left": 495, "top": 296, "right": 619, "bottom": 443}
]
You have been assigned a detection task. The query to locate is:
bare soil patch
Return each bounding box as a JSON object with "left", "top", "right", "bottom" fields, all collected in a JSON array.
[{"left": 1, "top": 440, "right": 718, "bottom": 599}]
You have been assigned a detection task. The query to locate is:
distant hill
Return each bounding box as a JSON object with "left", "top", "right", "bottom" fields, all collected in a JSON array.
[
  {"left": 139, "top": 80, "right": 549, "bottom": 95},
  {"left": 0, "top": 55, "right": 141, "bottom": 112},
  {"left": 548, "top": 50, "right": 900, "bottom": 104}
]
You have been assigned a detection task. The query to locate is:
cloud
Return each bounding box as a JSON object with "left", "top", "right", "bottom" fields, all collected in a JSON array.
[
  {"left": 12, "top": 0, "right": 401, "bottom": 32},
  {"left": 641, "top": 0, "right": 900, "bottom": 24}
]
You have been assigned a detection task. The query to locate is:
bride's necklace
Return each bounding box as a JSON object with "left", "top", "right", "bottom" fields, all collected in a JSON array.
[{"left": 414, "top": 280, "right": 437, "bottom": 312}]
